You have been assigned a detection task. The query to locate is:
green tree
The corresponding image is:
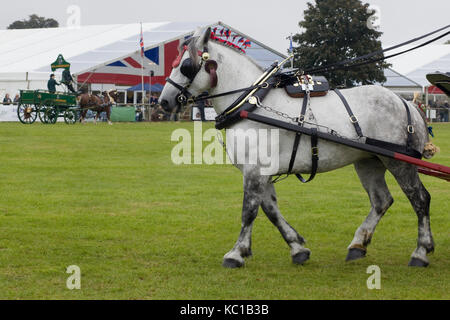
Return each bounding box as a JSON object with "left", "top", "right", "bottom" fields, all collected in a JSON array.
[
  {"left": 292, "top": 0, "right": 390, "bottom": 87},
  {"left": 7, "top": 14, "right": 59, "bottom": 29}
]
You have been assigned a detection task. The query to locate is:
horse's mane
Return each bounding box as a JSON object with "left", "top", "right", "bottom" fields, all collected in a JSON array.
[
  {"left": 209, "top": 38, "right": 264, "bottom": 72},
  {"left": 182, "top": 35, "right": 264, "bottom": 72}
]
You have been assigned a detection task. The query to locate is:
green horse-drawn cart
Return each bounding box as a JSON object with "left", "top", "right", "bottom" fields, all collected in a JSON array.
[{"left": 17, "top": 90, "right": 79, "bottom": 124}]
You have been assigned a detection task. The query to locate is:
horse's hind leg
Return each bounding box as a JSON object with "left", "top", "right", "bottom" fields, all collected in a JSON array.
[
  {"left": 347, "top": 157, "right": 393, "bottom": 261},
  {"left": 80, "top": 109, "right": 87, "bottom": 124},
  {"left": 261, "top": 182, "right": 310, "bottom": 265},
  {"left": 106, "top": 107, "right": 112, "bottom": 125},
  {"left": 381, "top": 158, "right": 434, "bottom": 267},
  {"left": 222, "top": 172, "right": 269, "bottom": 268}
]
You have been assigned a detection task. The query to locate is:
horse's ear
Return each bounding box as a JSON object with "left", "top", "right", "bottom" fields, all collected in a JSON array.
[
  {"left": 197, "top": 27, "right": 211, "bottom": 47},
  {"left": 201, "top": 27, "right": 211, "bottom": 46}
]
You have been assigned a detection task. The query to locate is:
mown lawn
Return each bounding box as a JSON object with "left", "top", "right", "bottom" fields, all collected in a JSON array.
[{"left": 0, "top": 121, "right": 448, "bottom": 300}]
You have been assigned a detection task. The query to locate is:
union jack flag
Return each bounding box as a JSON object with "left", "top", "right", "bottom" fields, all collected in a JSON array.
[{"left": 140, "top": 25, "right": 144, "bottom": 57}]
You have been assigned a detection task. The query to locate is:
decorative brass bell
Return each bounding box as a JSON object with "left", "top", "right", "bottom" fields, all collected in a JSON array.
[{"left": 202, "top": 52, "right": 210, "bottom": 61}]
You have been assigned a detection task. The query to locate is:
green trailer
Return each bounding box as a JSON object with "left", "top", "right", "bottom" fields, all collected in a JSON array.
[{"left": 17, "top": 90, "right": 79, "bottom": 124}]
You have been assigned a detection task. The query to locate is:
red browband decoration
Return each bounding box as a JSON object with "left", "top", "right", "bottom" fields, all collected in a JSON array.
[
  {"left": 172, "top": 45, "right": 204, "bottom": 68},
  {"left": 172, "top": 45, "right": 188, "bottom": 68}
]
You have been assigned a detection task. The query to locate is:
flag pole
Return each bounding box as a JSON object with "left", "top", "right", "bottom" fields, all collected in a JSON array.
[
  {"left": 290, "top": 33, "right": 294, "bottom": 69},
  {"left": 140, "top": 22, "right": 145, "bottom": 121}
]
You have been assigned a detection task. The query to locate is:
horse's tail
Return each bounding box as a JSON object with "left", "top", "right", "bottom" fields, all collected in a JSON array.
[
  {"left": 423, "top": 141, "right": 440, "bottom": 159},
  {"left": 410, "top": 101, "right": 440, "bottom": 159}
]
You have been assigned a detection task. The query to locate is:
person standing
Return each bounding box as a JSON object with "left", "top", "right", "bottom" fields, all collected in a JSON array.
[
  {"left": 47, "top": 74, "right": 59, "bottom": 93},
  {"left": 194, "top": 92, "right": 209, "bottom": 121},
  {"left": 62, "top": 69, "right": 77, "bottom": 94},
  {"left": 441, "top": 101, "right": 449, "bottom": 122},
  {"left": 2, "top": 93, "right": 12, "bottom": 105},
  {"left": 13, "top": 94, "right": 20, "bottom": 104}
]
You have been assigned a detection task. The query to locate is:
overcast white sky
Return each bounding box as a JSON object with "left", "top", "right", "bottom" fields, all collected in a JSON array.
[{"left": 1, "top": 0, "right": 449, "bottom": 53}]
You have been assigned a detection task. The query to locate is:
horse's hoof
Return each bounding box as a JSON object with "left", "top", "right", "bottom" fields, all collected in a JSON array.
[
  {"left": 222, "top": 258, "right": 244, "bottom": 269},
  {"left": 346, "top": 248, "right": 366, "bottom": 262},
  {"left": 408, "top": 257, "right": 429, "bottom": 267},
  {"left": 292, "top": 251, "right": 310, "bottom": 265}
]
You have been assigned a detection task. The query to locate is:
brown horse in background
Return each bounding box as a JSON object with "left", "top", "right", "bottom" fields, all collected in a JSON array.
[{"left": 78, "top": 90, "right": 118, "bottom": 124}]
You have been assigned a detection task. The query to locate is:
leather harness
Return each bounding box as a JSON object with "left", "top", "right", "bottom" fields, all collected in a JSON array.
[
  {"left": 166, "top": 40, "right": 421, "bottom": 184},
  {"left": 215, "top": 74, "right": 421, "bottom": 183}
]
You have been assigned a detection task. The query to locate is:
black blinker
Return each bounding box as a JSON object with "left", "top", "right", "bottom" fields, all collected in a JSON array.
[{"left": 180, "top": 58, "right": 199, "bottom": 80}]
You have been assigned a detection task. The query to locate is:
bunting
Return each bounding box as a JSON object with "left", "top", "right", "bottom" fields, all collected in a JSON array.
[{"left": 209, "top": 27, "right": 253, "bottom": 54}]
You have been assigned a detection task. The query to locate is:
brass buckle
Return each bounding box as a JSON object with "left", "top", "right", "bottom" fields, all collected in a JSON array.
[
  {"left": 248, "top": 96, "right": 258, "bottom": 105},
  {"left": 311, "top": 147, "right": 319, "bottom": 156},
  {"left": 350, "top": 115, "right": 358, "bottom": 124},
  {"left": 407, "top": 125, "right": 415, "bottom": 134},
  {"left": 177, "top": 95, "right": 187, "bottom": 104}
]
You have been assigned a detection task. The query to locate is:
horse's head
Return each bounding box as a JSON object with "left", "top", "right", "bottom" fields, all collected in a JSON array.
[
  {"left": 159, "top": 27, "right": 218, "bottom": 112},
  {"left": 107, "top": 89, "right": 118, "bottom": 104}
]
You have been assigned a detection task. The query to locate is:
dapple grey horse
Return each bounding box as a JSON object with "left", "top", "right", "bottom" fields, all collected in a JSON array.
[{"left": 160, "top": 27, "right": 438, "bottom": 268}]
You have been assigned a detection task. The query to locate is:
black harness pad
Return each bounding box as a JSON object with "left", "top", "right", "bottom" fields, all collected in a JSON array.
[{"left": 284, "top": 75, "right": 329, "bottom": 98}]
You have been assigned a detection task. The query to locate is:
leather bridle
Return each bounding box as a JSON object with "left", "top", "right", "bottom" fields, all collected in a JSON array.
[{"left": 165, "top": 42, "right": 218, "bottom": 106}]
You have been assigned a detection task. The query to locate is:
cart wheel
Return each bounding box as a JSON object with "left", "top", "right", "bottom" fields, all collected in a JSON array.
[
  {"left": 17, "top": 104, "right": 37, "bottom": 124},
  {"left": 44, "top": 108, "right": 58, "bottom": 124},
  {"left": 64, "top": 109, "right": 77, "bottom": 124},
  {"left": 38, "top": 106, "right": 48, "bottom": 123}
]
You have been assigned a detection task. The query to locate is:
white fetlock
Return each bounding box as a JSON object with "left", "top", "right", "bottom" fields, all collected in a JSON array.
[
  {"left": 223, "top": 250, "right": 244, "bottom": 265},
  {"left": 290, "top": 243, "right": 310, "bottom": 257},
  {"left": 410, "top": 247, "right": 429, "bottom": 263}
]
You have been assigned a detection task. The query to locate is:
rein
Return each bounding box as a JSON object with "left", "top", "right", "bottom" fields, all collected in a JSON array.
[
  {"left": 301, "top": 24, "right": 449, "bottom": 75},
  {"left": 166, "top": 25, "right": 450, "bottom": 112}
]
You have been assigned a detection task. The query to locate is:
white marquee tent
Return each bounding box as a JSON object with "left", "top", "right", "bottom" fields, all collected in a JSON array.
[{"left": 0, "top": 21, "right": 286, "bottom": 99}]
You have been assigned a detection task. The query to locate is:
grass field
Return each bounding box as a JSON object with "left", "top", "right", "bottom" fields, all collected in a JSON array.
[{"left": 0, "top": 121, "right": 448, "bottom": 300}]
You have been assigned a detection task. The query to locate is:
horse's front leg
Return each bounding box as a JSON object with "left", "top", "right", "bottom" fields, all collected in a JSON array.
[
  {"left": 94, "top": 111, "right": 100, "bottom": 125},
  {"left": 261, "top": 182, "right": 310, "bottom": 265},
  {"left": 80, "top": 109, "right": 87, "bottom": 124},
  {"left": 222, "top": 172, "right": 269, "bottom": 268},
  {"left": 107, "top": 106, "right": 112, "bottom": 125}
]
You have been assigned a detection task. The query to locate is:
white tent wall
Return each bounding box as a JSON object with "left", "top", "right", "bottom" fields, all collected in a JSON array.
[{"left": 0, "top": 72, "right": 54, "bottom": 98}]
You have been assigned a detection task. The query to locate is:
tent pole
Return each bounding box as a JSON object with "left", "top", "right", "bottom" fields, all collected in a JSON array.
[
  {"left": 140, "top": 22, "right": 145, "bottom": 121},
  {"left": 149, "top": 70, "right": 152, "bottom": 122}
]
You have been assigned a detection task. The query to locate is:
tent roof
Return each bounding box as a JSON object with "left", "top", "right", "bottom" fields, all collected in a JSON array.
[
  {"left": 387, "top": 44, "right": 450, "bottom": 87},
  {"left": 0, "top": 21, "right": 287, "bottom": 76},
  {"left": 383, "top": 68, "right": 422, "bottom": 88}
]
